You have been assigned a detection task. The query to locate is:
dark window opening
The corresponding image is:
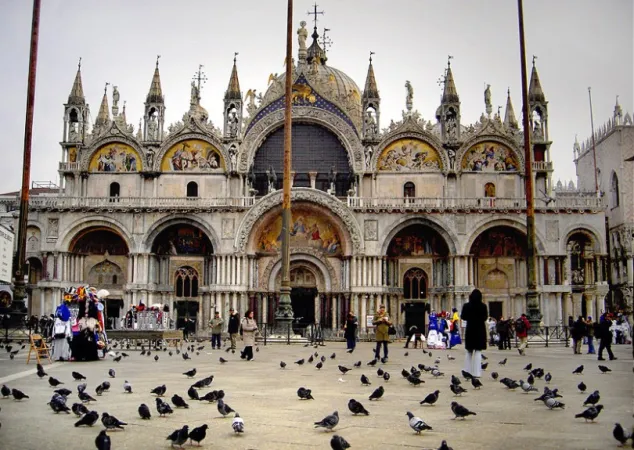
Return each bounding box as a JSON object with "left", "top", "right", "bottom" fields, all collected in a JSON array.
[{"left": 187, "top": 181, "right": 198, "bottom": 198}]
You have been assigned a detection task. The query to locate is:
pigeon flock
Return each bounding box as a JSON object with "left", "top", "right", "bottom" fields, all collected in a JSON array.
[{"left": 0, "top": 337, "right": 630, "bottom": 449}]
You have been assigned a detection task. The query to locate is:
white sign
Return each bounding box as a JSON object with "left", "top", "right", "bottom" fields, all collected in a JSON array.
[
  {"left": 366, "top": 315, "right": 375, "bottom": 329},
  {"left": 0, "top": 226, "right": 14, "bottom": 284}
]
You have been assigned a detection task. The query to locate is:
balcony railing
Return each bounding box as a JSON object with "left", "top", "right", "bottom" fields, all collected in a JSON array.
[
  {"left": 532, "top": 161, "right": 553, "bottom": 171},
  {"left": 59, "top": 162, "right": 81, "bottom": 171},
  {"left": 29, "top": 196, "right": 256, "bottom": 210}
]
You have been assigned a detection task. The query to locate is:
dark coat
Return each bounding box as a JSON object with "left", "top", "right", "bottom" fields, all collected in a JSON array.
[
  {"left": 598, "top": 319, "right": 612, "bottom": 341},
  {"left": 228, "top": 313, "right": 240, "bottom": 334},
  {"left": 344, "top": 316, "right": 358, "bottom": 339},
  {"left": 571, "top": 319, "right": 587, "bottom": 340},
  {"left": 460, "top": 293, "right": 488, "bottom": 351}
]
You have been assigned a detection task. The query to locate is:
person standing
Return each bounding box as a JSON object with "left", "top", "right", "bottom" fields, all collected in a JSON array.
[
  {"left": 515, "top": 313, "right": 531, "bottom": 356},
  {"left": 343, "top": 312, "right": 358, "bottom": 353},
  {"left": 460, "top": 289, "right": 488, "bottom": 377},
  {"left": 240, "top": 309, "right": 259, "bottom": 361},
  {"left": 496, "top": 316, "right": 510, "bottom": 350},
  {"left": 51, "top": 301, "right": 72, "bottom": 361},
  {"left": 404, "top": 325, "right": 418, "bottom": 349},
  {"left": 209, "top": 311, "right": 224, "bottom": 350},
  {"left": 372, "top": 305, "right": 392, "bottom": 361},
  {"left": 227, "top": 307, "right": 240, "bottom": 354},
  {"left": 597, "top": 313, "right": 617, "bottom": 361},
  {"left": 585, "top": 316, "right": 596, "bottom": 354},
  {"left": 571, "top": 316, "right": 587, "bottom": 354}
]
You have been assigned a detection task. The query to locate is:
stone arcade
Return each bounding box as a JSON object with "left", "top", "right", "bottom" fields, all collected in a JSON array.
[{"left": 23, "top": 24, "right": 608, "bottom": 334}]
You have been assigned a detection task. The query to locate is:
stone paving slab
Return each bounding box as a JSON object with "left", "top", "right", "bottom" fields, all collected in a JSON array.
[{"left": 0, "top": 341, "right": 631, "bottom": 450}]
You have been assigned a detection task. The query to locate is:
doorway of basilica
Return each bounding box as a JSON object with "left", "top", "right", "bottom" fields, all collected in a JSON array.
[{"left": 289, "top": 266, "right": 317, "bottom": 326}]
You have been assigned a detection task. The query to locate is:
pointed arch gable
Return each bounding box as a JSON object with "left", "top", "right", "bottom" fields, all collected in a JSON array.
[
  {"left": 141, "top": 215, "right": 220, "bottom": 255},
  {"left": 81, "top": 135, "right": 144, "bottom": 172},
  {"left": 159, "top": 138, "right": 226, "bottom": 172},
  {"left": 372, "top": 132, "right": 447, "bottom": 173},
  {"left": 380, "top": 217, "right": 458, "bottom": 256}
]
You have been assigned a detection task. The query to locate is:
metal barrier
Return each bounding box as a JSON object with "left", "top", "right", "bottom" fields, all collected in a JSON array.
[{"left": 514, "top": 326, "right": 570, "bottom": 348}]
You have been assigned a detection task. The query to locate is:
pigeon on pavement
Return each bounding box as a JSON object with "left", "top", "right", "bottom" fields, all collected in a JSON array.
[
  {"left": 575, "top": 405, "right": 604, "bottom": 422},
  {"left": 314, "top": 411, "right": 339, "bottom": 431},
  {"left": 183, "top": 368, "right": 197, "bottom": 378},
  {"left": 217, "top": 399, "right": 235, "bottom": 417},
  {"left": 155, "top": 398, "right": 173, "bottom": 417},
  {"left": 450, "top": 384, "right": 467, "bottom": 396},
  {"left": 368, "top": 386, "right": 384, "bottom": 400},
  {"left": 166, "top": 425, "right": 189, "bottom": 448},
  {"left": 72, "top": 371, "right": 86, "bottom": 381},
  {"left": 438, "top": 440, "right": 453, "bottom": 450},
  {"left": 1, "top": 385, "right": 11, "bottom": 398},
  {"left": 12, "top": 388, "right": 29, "bottom": 400},
  {"left": 543, "top": 397, "right": 566, "bottom": 410},
  {"left": 171, "top": 394, "right": 189, "bottom": 408},
  {"left": 187, "top": 386, "right": 199, "bottom": 401},
  {"left": 138, "top": 403, "right": 151, "bottom": 419},
  {"left": 523, "top": 363, "right": 532, "bottom": 371},
  {"left": 74, "top": 410, "right": 99, "bottom": 427},
  {"left": 520, "top": 380, "right": 538, "bottom": 393},
  {"left": 330, "top": 435, "right": 351, "bottom": 450},
  {"left": 123, "top": 381, "right": 132, "bottom": 393},
  {"left": 347, "top": 399, "right": 369, "bottom": 415},
  {"left": 49, "top": 377, "right": 64, "bottom": 387},
  {"left": 577, "top": 381, "right": 587, "bottom": 392},
  {"left": 101, "top": 412, "right": 127, "bottom": 430},
  {"left": 151, "top": 385, "right": 167, "bottom": 396},
  {"left": 612, "top": 423, "right": 630, "bottom": 446},
  {"left": 189, "top": 424, "right": 209, "bottom": 444},
  {"left": 231, "top": 414, "right": 244, "bottom": 433},
  {"left": 572, "top": 365, "right": 584, "bottom": 374},
  {"left": 95, "top": 430, "right": 111, "bottom": 450},
  {"left": 583, "top": 390, "right": 600, "bottom": 406},
  {"left": 360, "top": 374, "right": 371, "bottom": 385},
  {"left": 471, "top": 378, "right": 483, "bottom": 390},
  {"left": 338, "top": 365, "right": 351, "bottom": 375},
  {"left": 297, "top": 387, "right": 314, "bottom": 400},
  {"left": 598, "top": 365, "right": 612, "bottom": 374},
  {"left": 451, "top": 401, "right": 476, "bottom": 419},
  {"left": 72, "top": 402, "right": 89, "bottom": 416},
  {"left": 108, "top": 369, "right": 115, "bottom": 378},
  {"left": 406, "top": 411, "right": 432, "bottom": 434},
  {"left": 280, "top": 361, "right": 286, "bottom": 369}
]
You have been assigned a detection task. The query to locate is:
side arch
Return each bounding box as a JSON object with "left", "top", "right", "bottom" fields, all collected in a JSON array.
[
  {"left": 379, "top": 216, "right": 458, "bottom": 256},
  {"left": 463, "top": 217, "right": 546, "bottom": 255},
  {"left": 141, "top": 215, "right": 220, "bottom": 255},
  {"left": 561, "top": 225, "right": 604, "bottom": 254},
  {"left": 57, "top": 216, "right": 133, "bottom": 253}
]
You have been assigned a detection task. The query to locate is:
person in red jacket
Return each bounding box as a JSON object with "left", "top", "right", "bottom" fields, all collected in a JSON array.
[{"left": 515, "top": 313, "right": 531, "bottom": 356}]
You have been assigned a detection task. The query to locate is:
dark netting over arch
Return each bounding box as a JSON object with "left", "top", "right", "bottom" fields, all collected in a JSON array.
[{"left": 251, "top": 123, "right": 352, "bottom": 196}]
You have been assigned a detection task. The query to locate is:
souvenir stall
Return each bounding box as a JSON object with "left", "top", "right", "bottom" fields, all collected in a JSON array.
[{"left": 67, "top": 286, "right": 109, "bottom": 361}]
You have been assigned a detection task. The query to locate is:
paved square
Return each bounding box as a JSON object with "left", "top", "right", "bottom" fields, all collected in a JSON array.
[{"left": 0, "top": 341, "right": 631, "bottom": 450}]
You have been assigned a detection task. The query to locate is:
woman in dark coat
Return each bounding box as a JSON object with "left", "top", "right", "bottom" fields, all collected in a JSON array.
[{"left": 460, "top": 289, "right": 488, "bottom": 377}]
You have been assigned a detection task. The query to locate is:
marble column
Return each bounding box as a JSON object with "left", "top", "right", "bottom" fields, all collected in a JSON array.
[
  {"left": 627, "top": 257, "right": 634, "bottom": 285},
  {"left": 360, "top": 295, "right": 367, "bottom": 332}
]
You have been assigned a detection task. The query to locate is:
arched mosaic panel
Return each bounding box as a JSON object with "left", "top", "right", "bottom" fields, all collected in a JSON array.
[
  {"left": 377, "top": 138, "right": 442, "bottom": 172},
  {"left": 461, "top": 141, "right": 519, "bottom": 172}
]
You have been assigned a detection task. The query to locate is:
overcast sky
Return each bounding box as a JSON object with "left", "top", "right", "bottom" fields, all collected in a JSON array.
[{"left": 0, "top": 0, "right": 631, "bottom": 194}]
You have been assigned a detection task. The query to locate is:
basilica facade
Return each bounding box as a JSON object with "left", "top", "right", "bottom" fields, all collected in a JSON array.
[{"left": 24, "top": 24, "right": 608, "bottom": 333}]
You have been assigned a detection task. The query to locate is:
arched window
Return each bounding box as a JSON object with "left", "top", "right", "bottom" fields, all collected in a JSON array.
[
  {"left": 186, "top": 181, "right": 198, "bottom": 198},
  {"left": 175, "top": 267, "right": 199, "bottom": 297},
  {"left": 484, "top": 182, "right": 496, "bottom": 197},
  {"left": 611, "top": 172, "right": 620, "bottom": 207},
  {"left": 404, "top": 182, "right": 416, "bottom": 198},
  {"left": 403, "top": 268, "right": 427, "bottom": 299},
  {"left": 109, "top": 182, "right": 120, "bottom": 202}
]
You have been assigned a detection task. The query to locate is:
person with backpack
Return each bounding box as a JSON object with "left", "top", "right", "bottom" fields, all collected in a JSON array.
[{"left": 515, "top": 313, "right": 531, "bottom": 356}]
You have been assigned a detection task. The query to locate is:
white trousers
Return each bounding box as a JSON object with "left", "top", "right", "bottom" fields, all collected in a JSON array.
[{"left": 464, "top": 350, "right": 482, "bottom": 378}]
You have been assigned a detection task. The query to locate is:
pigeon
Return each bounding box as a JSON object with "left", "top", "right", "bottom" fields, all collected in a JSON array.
[
  {"left": 183, "top": 368, "right": 197, "bottom": 378},
  {"left": 280, "top": 361, "right": 286, "bottom": 369},
  {"left": 572, "top": 365, "right": 584, "bottom": 374},
  {"left": 217, "top": 399, "right": 235, "bottom": 417},
  {"left": 100, "top": 381, "right": 110, "bottom": 392},
  {"left": 367, "top": 359, "right": 377, "bottom": 366},
  {"left": 316, "top": 362, "right": 323, "bottom": 370},
  {"left": 96, "top": 384, "right": 105, "bottom": 396},
  {"left": 451, "top": 375, "right": 461, "bottom": 386},
  {"left": 401, "top": 369, "right": 411, "bottom": 378},
  {"left": 72, "top": 402, "right": 89, "bottom": 416},
  {"left": 54, "top": 387, "right": 72, "bottom": 397},
  {"left": 297, "top": 387, "right": 315, "bottom": 400},
  {"left": 36, "top": 368, "right": 48, "bottom": 378},
  {"left": 544, "top": 372, "right": 552, "bottom": 383},
  {"left": 187, "top": 386, "right": 200, "bottom": 400},
  {"left": 321, "top": 356, "right": 326, "bottom": 362},
  {"left": 598, "top": 365, "right": 612, "bottom": 374},
  {"left": 1, "top": 385, "right": 10, "bottom": 398},
  {"left": 219, "top": 357, "right": 228, "bottom": 364},
  {"left": 438, "top": 440, "right": 454, "bottom": 450},
  {"left": 450, "top": 384, "right": 467, "bottom": 396},
  {"left": 543, "top": 397, "right": 566, "bottom": 410},
  {"left": 11, "top": 388, "right": 29, "bottom": 400},
  {"left": 72, "top": 371, "right": 86, "bottom": 381},
  {"left": 338, "top": 365, "right": 351, "bottom": 375},
  {"left": 171, "top": 394, "right": 189, "bottom": 408},
  {"left": 95, "top": 430, "right": 111, "bottom": 450},
  {"left": 360, "top": 374, "right": 371, "bottom": 385},
  {"left": 500, "top": 378, "right": 520, "bottom": 390},
  {"left": 471, "top": 378, "right": 483, "bottom": 390},
  {"left": 77, "top": 383, "right": 87, "bottom": 394},
  {"left": 491, "top": 372, "right": 499, "bottom": 380},
  {"left": 348, "top": 398, "right": 369, "bottom": 415},
  {"left": 295, "top": 358, "right": 305, "bottom": 365},
  {"left": 199, "top": 391, "right": 218, "bottom": 402},
  {"left": 101, "top": 412, "right": 127, "bottom": 430},
  {"left": 461, "top": 370, "right": 473, "bottom": 380},
  {"left": 383, "top": 372, "right": 390, "bottom": 382},
  {"left": 156, "top": 398, "right": 174, "bottom": 417},
  {"left": 138, "top": 403, "right": 151, "bottom": 419},
  {"left": 330, "top": 435, "right": 351, "bottom": 450},
  {"left": 527, "top": 373, "right": 535, "bottom": 385},
  {"left": 578, "top": 381, "right": 587, "bottom": 393},
  {"left": 314, "top": 411, "right": 339, "bottom": 431},
  {"left": 480, "top": 362, "right": 488, "bottom": 371},
  {"left": 189, "top": 424, "right": 209, "bottom": 444},
  {"left": 407, "top": 411, "right": 432, "bottom": 433},
  {"left": 78, "top": 390, "right": 97, "bottom": 402},
  {"left": 447, "top": 354, "right": 455, "bottom": 361},
  {"left": 520, "top": 380, "right": 538, "bottom": 393},
  {"left": 420, "top": 390, "right": 440, "bottom": 405},
  {"left": 369, "top": 386, "right": 384, "bottom": 400},
  {"left": 612, "top": 423, "right": 630, "bottom": 446},
  {"left": 113, "top": 355, "right": 122, "bottom": 363},
  {"left": 377, "top": 368, "right": 384, "bottom": 377},
  {"left": 308, "top": 356, "right": 314, "bottom": 363},
  {"left": 166, "top": 425, "right": 189, "bottom": 448},
  {"left": 353, "top": 361, "right": 361, "bottom": 368},
  {"left": 523, "top": 363, "right": 532, "bottom": 371},
  {"left": 48, "top": 395, "right": 71, "bottom": 414},
  {"left": 583, "top": 390, "right": 600, "bottom": 406},
  {"left": 123, "top": 381, "right": 132, "bottom": 394},
  {"left": 108, "top": 369, "right": 115, "bottom": 378},
  {"left": 151, "top": 384, "right": 167, "bottom": 396},
  {"left": 451, "top": 401, "right": 476, "bottom": 419},
  {"left": 49, "top": 377, "right": 64, "bottom": 387},
  {"left": 330, "top": 353, "right": 336, "bottom": 359},
  {"left": 231, "top": 414, "right": 244, "bottom": 433},
  {"left": 74, "top": 410, "right": 99, "bottom": 427},
  {"left": 575, "top": 405, "right": 604, "bottom": 422},
  {"left": 381, "top": 356, "right": 388, "bottom": 364},
  {"left": 499, "top": 358, "right": 507, "bottom": 366},
  {"left": 154, "top": 355, "right": 159, "bottom": 362}
]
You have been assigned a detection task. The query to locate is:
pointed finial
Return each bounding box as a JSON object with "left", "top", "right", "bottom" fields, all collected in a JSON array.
[
  {"left": 104, "top": 82, "right": 110, "bottom": 94},
  {"left": 156, "top": 54, "right": 161, "bottom": 68},
  {"left": 233, "top": 52, "right": 238, "bottom": 64},
  {"left": 447, "top": 55, "right": 453, "bottom": 67},
  {"left": 532, "top": 55, "right": 537, "bottom": 67},
  {"left": 78, "top": 57, "right": 82, "bottom": 70},
  {"left": 369, "top": 51, "right": 375, "bottom": 63}
]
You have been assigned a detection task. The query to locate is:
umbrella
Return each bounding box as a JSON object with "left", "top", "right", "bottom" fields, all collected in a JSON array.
[{"left": 97, "top": 289, "right": 110, "bottom": 299}]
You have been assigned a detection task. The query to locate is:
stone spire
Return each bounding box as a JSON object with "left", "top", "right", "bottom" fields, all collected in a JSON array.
[
  {"left": 614, "top": 95, "right": 623, "bottom": 125},
  {"left": 504, "top": 88, "right": 518, "bottom": 129},
  {"left": 224, "top": 53, "right": 242, "bottom": 101},
  {"left": 528, "top": 56, "right": 546, "bottom": 103},
  {"left": 146, "top": 56, "right": 164, "bottom": 104},
  {"left": 67, "top": 58, "right": 85, "bottom": 105},
  {"left": 441, "top": 60, "right": 459, "bottom": 104},
  {"left": 363, "top": 52, "right": 379, "bottom": 99},
  {"left": 94, "top": 83, "right": 110, "bottom": 126}
]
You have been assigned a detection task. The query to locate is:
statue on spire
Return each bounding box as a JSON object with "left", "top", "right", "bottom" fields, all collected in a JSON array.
[
  {"left": 298, "top": 21, "right": 308, "bottom": 51},
  {"left": 405, "top": 81, "right": 414, "bottom": 114},
  {"left": 484, "top": 84, "right": 492, "bottom": 116}
]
